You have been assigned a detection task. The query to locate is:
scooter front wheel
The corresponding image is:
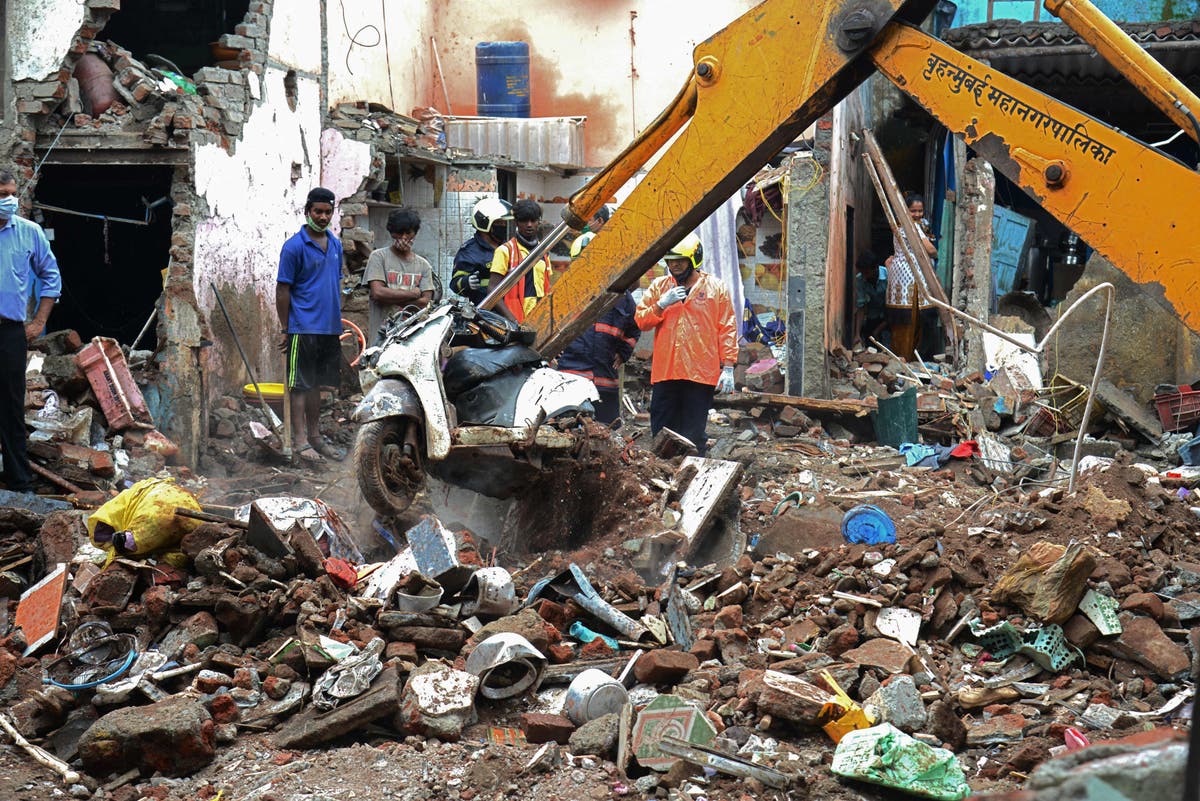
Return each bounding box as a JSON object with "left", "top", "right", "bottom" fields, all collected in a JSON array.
[{"left": 354, "top": 418, "right": 423, "bottom": 517}]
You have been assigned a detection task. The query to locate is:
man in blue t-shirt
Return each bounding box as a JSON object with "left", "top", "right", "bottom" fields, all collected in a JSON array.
[{"left": 275, "top": 187, "right": 345, "bottom": 464}]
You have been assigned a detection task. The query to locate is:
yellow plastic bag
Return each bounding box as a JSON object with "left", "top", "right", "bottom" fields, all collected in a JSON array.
[
  {"left": 819, "top": 670, "right": 877, "bottom": 744},
  {"left": 87, "top": 477, "right": 202, "bottom": 562}
]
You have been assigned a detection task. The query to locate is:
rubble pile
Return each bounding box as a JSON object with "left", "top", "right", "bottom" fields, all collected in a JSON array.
[
  {"left": 0, "top": 410, "right": 1195, "bottom": 801},
  {"left": 19, "top": 330, "right": 178, "bottom": 503}
]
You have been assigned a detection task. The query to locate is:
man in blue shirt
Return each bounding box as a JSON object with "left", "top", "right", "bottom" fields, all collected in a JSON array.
[
  {"left": 0, "top": 169, "right": 61, "bottom": 492},
  {"left": 275, "top": 187, "right": 344, "bottom": 464}
]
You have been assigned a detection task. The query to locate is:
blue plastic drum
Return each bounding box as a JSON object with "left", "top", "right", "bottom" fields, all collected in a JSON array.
[
  {"left": 476, "top": 41, "right": 531, "bottom": 118},
  {"left": 841, "top": 504, "right": 897, "bottom": 545}
]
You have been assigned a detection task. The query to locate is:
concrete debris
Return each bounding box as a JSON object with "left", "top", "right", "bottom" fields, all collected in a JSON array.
[{"left": 1, "top": 338, "right": 1198, "bottom": 801}]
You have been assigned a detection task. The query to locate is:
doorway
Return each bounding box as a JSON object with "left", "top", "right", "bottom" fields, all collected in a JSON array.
[{"left": 34, "top": 164, "right": 174, "bottom": 345}]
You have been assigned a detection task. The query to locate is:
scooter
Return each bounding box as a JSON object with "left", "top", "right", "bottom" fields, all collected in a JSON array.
[{"left": 351, "top": 299, "right": 600, "bottom": 517}]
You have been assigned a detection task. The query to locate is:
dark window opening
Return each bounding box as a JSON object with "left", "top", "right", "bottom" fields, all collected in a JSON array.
[
  {"left": 842, "top": 204, "right": 855, "bottom": 347},
  {"left": 35, "top": 164, "right": 174, "bottom": 345},
  {"left": 100, "top": 0, "right": 251, "bottom": 76}
]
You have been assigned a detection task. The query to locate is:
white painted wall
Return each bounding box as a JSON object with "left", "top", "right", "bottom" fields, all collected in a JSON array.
[
  {"left": 322, "top": 0, "right": 758, "bottom": 166},
  {"left": 10, "top": 0, "right": 85, "bottom": 81},
  {"left": 269, "top": 0, "right": 324, "bottom": 73},
  {"left": 326, "top": 0, "right": 435, "bottom": 113}
]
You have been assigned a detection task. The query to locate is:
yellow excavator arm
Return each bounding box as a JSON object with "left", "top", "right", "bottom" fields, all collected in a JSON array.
[{"left": 525, "top": 0, "right": 1200, "bottom": 356}]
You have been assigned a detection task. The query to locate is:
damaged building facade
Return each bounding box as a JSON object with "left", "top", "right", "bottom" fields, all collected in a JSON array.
[{"left": 0, "top": 0, "right": 758, "bottom": 467}]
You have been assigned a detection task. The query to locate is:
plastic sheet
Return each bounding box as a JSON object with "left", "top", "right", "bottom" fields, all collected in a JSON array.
[
  {"left": 991, "top": 540, "right": 1096, "bottom": 624},
  {"left": 841, "top": 505, "right": 897, "bottom": 545},
  {"left": 87, "top": 477, "right": 201, "bottom": 562},
  {"left": 831, "top": 723, "right": 971, "bottom": 800}
]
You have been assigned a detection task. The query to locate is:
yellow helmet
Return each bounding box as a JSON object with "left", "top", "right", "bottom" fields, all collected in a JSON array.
[{"left": 666, "top": 232, "right": 704, "bottom": 271}]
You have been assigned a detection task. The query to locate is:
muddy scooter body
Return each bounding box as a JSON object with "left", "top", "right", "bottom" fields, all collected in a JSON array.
[{"left": 352, "top": 299, "right": 599, "bottom": 517}]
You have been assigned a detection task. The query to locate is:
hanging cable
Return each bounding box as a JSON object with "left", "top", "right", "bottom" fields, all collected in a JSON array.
[{"left": 338, "top": 0, "right": 381, "bottom": 76}]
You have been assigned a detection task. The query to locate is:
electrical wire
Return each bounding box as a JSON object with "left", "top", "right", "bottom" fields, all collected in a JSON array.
[{"left": 338, "top": 0, "right": 381, "bottom": 76}]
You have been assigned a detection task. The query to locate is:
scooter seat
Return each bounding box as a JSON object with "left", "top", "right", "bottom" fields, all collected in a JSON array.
[{"left": 442, "top": 345, "right": 544, "bottom": 400}]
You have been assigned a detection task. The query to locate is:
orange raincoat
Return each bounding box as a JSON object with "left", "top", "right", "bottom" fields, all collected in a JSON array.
[{"left": 635, "top": 271, "right": 738, "bottom": 386}]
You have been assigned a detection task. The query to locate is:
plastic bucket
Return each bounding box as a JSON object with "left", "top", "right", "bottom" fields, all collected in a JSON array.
[
  {"left": 563, "top": 668, "right": 628, "bottom": 725},
  {"left": 476, "top": 41, "right": 531, "bottom": 118}
]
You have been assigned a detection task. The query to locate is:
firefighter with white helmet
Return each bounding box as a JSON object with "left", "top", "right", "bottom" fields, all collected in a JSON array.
[
  {"left": 634, "top": 232, "right": 738, "bottom": 455},
  {"left": 451, "top": 197, "right": 513, "bottom": 304}
]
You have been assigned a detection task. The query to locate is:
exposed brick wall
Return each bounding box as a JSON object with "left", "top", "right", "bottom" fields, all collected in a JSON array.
[{"left": 0, "top": 0, "right": 281, "bottom": 466}]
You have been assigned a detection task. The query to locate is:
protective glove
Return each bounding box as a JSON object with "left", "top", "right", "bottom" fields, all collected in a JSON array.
[
  {"left": 716, "top": 366, "right": 735, "bottom": 395},
  {"left": 657, "top": 285, "right": 688, "bottom": 310},
  {"left": 467, "top": 273, "right": 482, "bottom": 290}
]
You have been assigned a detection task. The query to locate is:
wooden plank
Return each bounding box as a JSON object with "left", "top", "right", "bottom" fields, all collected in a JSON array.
[{"left": 715, "top": 391, "right": 876, "bottom": 417}]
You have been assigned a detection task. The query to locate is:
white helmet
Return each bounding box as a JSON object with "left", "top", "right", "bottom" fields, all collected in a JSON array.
[{"left": 471, "top": 197, "right": 513, "bottom": 233}]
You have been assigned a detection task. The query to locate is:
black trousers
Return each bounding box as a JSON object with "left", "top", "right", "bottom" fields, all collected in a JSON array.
[
  {"left": 594, "top": 388, "right": 620, "bottom": 425},
  {"left": 0, "top": 321, "right": 33, "bottom": 492},
  {"left": 650, "top": 379, "right": 716, "bottom": 456}
]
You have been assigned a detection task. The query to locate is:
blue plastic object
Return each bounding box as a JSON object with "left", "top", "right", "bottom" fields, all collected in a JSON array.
[
  {"left": 841, "top": 504, "right": 897, "bottom": 545},
  {"left": 476, "top": 42, "right": 531, "bottom": 118},
  {"left": 569, "top": 621, "right": 620, "bottom": 652}
]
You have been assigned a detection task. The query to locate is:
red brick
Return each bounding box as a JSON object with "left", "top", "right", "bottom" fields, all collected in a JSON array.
[
  {"left": 714, "top": 605, "right": 743, "bottom": 630},
  {"left": 1119, "top": 592, "right": 1164, "bottom": 620},
  {"left": 1113, "top": 614, "right": 1190, "bottom": 678},
  {"left": 634, "top": 649, "right": 699, "bottom": 685},
  {"left": 580, "top": 638, "right": 615, "bottom": 659},
  {"left": 520, "top": 712, "right": 575, "bottom": 744},
  {"left": 535, "top": 599, "right": 572, "bottom": 632},
  {"left": 208, "top": 693, "right": 239, "bottom": 724},
  {"left": 385, "top": 641, "right": 417, "bottom": 661},
  {"left": 546, "top": 643, "right": 575, "bottom": 664},
  {"left": 689, "top": 638, "right": 719, "bottom": 662}
]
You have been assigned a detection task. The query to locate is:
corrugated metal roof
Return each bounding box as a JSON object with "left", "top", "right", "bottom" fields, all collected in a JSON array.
[
  {"left": 944, "top": 18, "right": 1200, "bottom": 84},
  {"left": 443, "top": 116, "right": 586, "bottom": 170}
]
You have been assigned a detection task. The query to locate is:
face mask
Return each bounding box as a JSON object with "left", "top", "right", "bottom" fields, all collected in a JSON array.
[
  {"left": 0, "top": 196, "right": 18, "bottom": 220},
  {"left": 306, "top": 214, "right": 328, "bottom": 233}
]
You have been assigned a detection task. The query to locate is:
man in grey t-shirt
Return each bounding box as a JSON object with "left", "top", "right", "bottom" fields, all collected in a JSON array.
[{"left": 364, "top": 208, "right": 434, "bottom": 343}]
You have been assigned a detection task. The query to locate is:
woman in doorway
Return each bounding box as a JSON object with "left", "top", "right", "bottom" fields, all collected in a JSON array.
[{"left": 885, "top": 193, "right": 938, "bottom": 361}]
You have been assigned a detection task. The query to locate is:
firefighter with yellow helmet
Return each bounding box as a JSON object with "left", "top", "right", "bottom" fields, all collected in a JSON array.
[{"left": 634, "top": 232, "right": 738, "bottom": 455}]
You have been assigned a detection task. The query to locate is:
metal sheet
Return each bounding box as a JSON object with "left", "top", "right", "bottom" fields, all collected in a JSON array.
[{"left": 444, "top": 116, "right": 586, "bottom": 169}]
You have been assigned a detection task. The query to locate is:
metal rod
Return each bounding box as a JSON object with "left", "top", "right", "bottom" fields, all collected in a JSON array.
[
  {"left": 918, "top": 282, "right": 1115, "bottom": 495},
  {"left": 478, "top": 221, "right": 572, "bottom": 312},
  {"left": 209, "top": 283, "right": 283, "bottom": 433},
  {"left": 430, "top": 36, "right": 453, "bottom": 115},
  {"left": 31, "top": 202, "right": 151, "bottom": 226},
  {"left": 130, "top": 306, "right": 158, "bottom": 352}
]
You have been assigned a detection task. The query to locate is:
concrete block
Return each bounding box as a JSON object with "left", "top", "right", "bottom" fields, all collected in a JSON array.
[
  {"left": 79, "top": 695, "right": 214, "bottom": 777},
  {"left": 275, "top": 667, "right": 400, "bottom": 748},
  {"left": 866, "top": 674, "right": 926, "bottom": 733}
]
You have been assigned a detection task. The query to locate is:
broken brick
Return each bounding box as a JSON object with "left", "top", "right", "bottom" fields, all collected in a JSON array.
[
  {"left": 520, "top": 712, "right": 575, "bottom": 744},
  {"left": 633, "top": 649, "right": 699, "bottom": 685}
]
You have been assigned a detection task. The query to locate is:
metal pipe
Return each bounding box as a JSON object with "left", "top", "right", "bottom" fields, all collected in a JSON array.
[
  {"left": 1045, "top": 0, "right": 1200, "bottom": 145},
  {"left": 430, "top": 36, "right": 453, "bottom": 115},
  {"left": 209, "top": 283, "right": 283, "bottom": 433},
  {"left": 478, "top": 221, "right": 571, "bottom": 312}
]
